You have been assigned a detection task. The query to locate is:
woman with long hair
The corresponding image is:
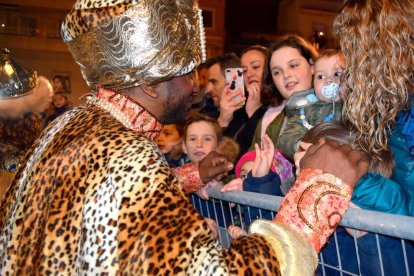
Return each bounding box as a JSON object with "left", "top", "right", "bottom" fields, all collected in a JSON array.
[{"left": 318, "top": 0, "right": 414, "bottom": 274}]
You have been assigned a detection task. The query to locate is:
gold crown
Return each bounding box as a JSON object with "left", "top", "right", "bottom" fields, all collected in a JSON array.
[{"left": 0, "top": 48, "right": 39, "bottom": 99}]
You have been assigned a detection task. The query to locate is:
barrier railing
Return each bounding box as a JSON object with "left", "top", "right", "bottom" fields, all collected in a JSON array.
[{"left": 190, "top": 186, "right": 414, "bottom": 276}]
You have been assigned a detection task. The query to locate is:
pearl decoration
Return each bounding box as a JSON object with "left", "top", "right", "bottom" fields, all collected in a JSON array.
[
  {"left": 85, "top": 95, "right": 134, "bottom": 130},
  {"left": 299, "top": 107, "right": 313, "bottom": 130},
  {"left": 198, "top": 9, "right": 207, "bottom": 62}
]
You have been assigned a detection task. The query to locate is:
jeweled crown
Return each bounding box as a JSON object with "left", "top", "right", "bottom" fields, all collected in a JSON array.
[{"left": 0, "top": 48, "right": 39, "bottom": 99}]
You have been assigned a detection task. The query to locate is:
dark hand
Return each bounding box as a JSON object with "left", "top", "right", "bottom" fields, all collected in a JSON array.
[
  {"left": 300, "top": 139, "right": 369, "bottom": 188},
  {"left": 199, "top": 151, "right": 234, "bottom": 184}
]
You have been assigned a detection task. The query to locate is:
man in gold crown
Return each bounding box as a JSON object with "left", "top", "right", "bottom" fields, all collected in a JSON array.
[
  {"left": 0, "top": 48, "right": 53, "bottom": 199},
  {"left": 0, "top": 0, "right": 368, "bottom": 274}
]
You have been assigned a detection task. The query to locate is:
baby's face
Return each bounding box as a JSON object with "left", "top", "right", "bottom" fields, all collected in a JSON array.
[{"left": 313, "top": 55, "right": 345, "bottom": 103}]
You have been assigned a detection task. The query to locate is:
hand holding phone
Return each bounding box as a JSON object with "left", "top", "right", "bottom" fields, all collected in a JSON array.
[{"left": 225, "top": 68, "right": 245, "bottom": 100}]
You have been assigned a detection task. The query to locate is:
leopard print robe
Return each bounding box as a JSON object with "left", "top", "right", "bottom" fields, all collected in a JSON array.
[{"left": 0, "top": 105, "right": 282, "bottom": 275}]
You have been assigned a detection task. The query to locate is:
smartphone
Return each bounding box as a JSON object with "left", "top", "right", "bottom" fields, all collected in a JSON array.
[{"left": 225, "top": 68, "right": 245, "bottom": 100}]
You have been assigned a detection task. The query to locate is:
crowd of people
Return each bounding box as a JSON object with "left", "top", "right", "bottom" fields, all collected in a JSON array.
[{"left": 0, "top": 0, "right": 412, "bottom": 274}]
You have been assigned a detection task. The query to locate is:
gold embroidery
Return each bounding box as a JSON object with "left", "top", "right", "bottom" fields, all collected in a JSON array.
[
  {"left": 297, "top": 180, "right": 349, "bottom": 234},
  {"left": 327, "top": 211, "right": 342, "bottom": 229}
]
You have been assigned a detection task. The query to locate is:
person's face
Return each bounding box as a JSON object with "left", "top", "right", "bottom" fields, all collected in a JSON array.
[
  {"left": 53, "top": 94, "right": 67, "bottom": 109},
  {"left": 270, "top": 46, "right": 313, "bottom": 100},
  {"left": 239, "top": 160, "right": 254, "bottom": 179},
  {"left": 205, "top": 63, "right": 226, "bottom": 107},
  {"left": 183, "top": 121, "right": 218, "bottom": 162},
  {"left": 241, "top": 50, "right": 266, "bottom": 90},
  {"left": 313, "top": 55, "right": 344, "bottom": 103},
  {"left": 154, "top": 124, "right": 182, "bottom": 154},
  {"left": 53, "top": 78, "right": 63, "bottom": 91},
  {"left": 159, "top": 71, "right": 199, "bottom": 124},
  {"left": 197, "top": 67, "right": 209, "bottom": 92}
]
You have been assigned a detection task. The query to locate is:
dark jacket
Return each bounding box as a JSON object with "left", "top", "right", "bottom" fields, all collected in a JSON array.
[
  {"left": 224, "top": 105, "right": 267, "bottom": 160},
  {"left": 242, "top": 171, "right": 283, "bottom": 226}
]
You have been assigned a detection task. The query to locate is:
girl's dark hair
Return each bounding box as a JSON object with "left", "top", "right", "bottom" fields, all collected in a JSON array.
[
  {"left": 301, "top": 121, "right": 395, "bottom": 178},
  {"left": 262, "top": 34, "right": 318, "bottom": 107}
]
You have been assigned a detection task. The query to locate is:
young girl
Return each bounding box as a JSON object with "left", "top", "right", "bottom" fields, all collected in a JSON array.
[
  {"left": 278, "top": 48, "right": 346, "bottom": 160},
  {"left": 251, "top": 34, "right": 318, "bottom": 162},
  {"left": 44, "top": 91, "right": 71, "bottom": 126},
  {"left": 221, "top": 135, "right": 292, "bottom": 238}
]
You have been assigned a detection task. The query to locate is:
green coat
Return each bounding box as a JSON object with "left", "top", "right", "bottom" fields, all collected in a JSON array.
[
  {"left": 277, "top": 89, "right": 342, "bottom": 160},
  {"left": 250, "top": 109, "right": 286, "bottom": 150}
]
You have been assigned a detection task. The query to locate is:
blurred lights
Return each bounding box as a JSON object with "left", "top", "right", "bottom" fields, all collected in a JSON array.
[
  {"left": 1, "top": 23, "right": 5, "bottom": 28},
  {"left": 4, "top": 63, "right": 14, "bottom": 76}
]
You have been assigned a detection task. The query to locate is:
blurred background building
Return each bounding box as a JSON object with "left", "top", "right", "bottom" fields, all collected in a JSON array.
[{"left": 0, "top": 0, "right": 342, "bottom": 104}]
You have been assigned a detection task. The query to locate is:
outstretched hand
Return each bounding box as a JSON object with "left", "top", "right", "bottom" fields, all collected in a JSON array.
[
  {"left": 252, "top": 135, "right": 274, "bottom": 177},
  {"left": 199, "top": 151, "right": 234, "bottom": 184},
  {"left": 300, "top": 139, "right": 369, "bottom": 188},
  {"left": 220, "top": 177, "right": 243, "bottom": 192}
]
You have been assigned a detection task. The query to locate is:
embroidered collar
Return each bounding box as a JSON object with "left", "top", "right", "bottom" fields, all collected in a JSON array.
[{"left": 86, "top": 86, "right": 162, "bottom": 140}]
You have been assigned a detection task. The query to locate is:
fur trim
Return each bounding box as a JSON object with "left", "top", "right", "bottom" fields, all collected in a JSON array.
[
  {"left": 0, "top": 76, "right": 53, "bottom": 119},
  {"left": 217, "top": 136, "right": 240, "bottom": 164}
]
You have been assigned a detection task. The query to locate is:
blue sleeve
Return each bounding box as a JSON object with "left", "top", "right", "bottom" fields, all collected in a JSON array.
[
  {"left": 243, "top": 171, "right": 283, "bottom": 196},
  {"left": 352, "top": 172, "right": 414, "bottom": 216}
]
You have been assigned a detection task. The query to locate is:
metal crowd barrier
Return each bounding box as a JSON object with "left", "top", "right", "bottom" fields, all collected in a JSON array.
[{"left": 190, "top": 186, "right": 414, "bottom": 276}]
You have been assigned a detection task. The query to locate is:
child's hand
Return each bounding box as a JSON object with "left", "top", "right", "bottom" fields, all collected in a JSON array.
[
  {"left": 195, "top": 186, "right": 209, "bottom": 200},
  {"left": 252, "top": 135, "right": 275, "bottom": 177},
  {"left": 204, "top": 218, "right": 218, "bottom": 238},
  {"left": 228, "top": 225, "right": 247, "bottom": 239},
  {"left": 220, "top": 178, "right": 243, "bottom": 192},
  {"left": 344, "top": 203, "right": 367, "bottom": 238},
  {"left": 196, "top": 180, "right": 223, "bottom": 200}
]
